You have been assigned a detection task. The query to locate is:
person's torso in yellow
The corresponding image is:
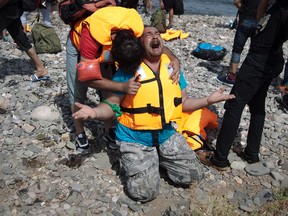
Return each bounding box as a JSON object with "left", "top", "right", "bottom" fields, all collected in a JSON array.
[{"left": 118, "top": 54, "right": 182, "bottom": 130}]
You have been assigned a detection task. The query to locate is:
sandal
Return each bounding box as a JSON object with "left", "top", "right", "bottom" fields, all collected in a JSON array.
[{"left": 30, "top": 74, "right": 50, "bottom": 82}]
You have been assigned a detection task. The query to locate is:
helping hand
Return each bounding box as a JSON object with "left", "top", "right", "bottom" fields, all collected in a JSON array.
[
  {"left": 123, "top": 76, "right": 141, "bottom": 95},
  {"left": 207, "top": 88, "right": 235, "bottom": 105},
  {"left": 73, "top": 102, "right": 97, "bottom": 120},
  {"left": 168, "top": 59, "right": 180, "bottom": 84}
]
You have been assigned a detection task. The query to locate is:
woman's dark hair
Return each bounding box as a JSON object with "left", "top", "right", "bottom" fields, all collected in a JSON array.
[{"left": 111, "top": 29, "right": 144, "bottom": 73}]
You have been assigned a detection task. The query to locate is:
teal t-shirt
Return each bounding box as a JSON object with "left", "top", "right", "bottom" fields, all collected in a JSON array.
[{"left": 112, "top": 68, "right": 187, "bottom": 146}]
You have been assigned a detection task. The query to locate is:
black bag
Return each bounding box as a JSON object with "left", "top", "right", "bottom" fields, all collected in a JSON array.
[
  {"left": 22, "top": 0, "right": 40, "bottom": 11},
  {"left": 32, "top": 23, "right": 62, "bottom": 54},
  {"left": 174, "top": 0, "right": 184, "bottom": 16},
  {"left": 192, "top": 42, "right": 227, "bottom": 61}
]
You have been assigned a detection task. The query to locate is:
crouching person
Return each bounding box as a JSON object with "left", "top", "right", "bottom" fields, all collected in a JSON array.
[{"left": 73, "top": 26, "right": 235, "bottom": 202}]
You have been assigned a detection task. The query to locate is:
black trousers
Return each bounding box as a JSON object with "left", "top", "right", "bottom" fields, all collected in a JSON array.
[
  {"left": 215, "top": 1, "right": 288, "bottom": 161},
  {"left": 215, "top": 52, "right": 284, "bottom": 161},
  {"left": 0, "top": 16, "right": 32, "bottom": 51}
]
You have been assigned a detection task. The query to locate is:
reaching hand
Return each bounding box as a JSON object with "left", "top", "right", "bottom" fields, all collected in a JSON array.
[
  {"left": 122, "top": 76, "right": 141, "bottom": 94},
  {"left": 73, "top": 102, "right": 97, "bottom": 120},
  {"left": 207, "top": 88, "right": 235, "bottom": 105}
]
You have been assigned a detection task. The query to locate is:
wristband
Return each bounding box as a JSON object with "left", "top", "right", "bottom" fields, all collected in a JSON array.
[{"left": 102, "top": 100, "right": 122, "bottom": 117}]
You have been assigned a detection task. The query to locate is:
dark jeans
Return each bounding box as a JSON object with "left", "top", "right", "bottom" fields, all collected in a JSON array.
[
  {"left": 215, "top": 52, "right": 284, "bottom": 161},
  {"left": 231, "top": 19, "right": 258, "bottom": 63}
]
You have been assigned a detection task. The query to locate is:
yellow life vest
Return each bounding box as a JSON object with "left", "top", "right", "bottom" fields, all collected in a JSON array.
[
  {"left": 118, "top": 54, "right": 182, "bottom": 130},
  {"left": 70, "top": 6, "right": 144, "bottom": 61},
  {"left": 84, "top": 6, "right": 143, "bottom": 46}
]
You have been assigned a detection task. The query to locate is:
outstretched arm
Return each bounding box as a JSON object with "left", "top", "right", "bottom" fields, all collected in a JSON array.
[
  {"left": 181, "top": 88, "right": 235, "bottom": 112},
  {"left": 73, "top": 94, "right": 124, "bottom": 120}
]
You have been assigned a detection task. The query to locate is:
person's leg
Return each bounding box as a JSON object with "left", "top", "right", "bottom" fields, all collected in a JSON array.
[
  {"left": 41, "top": 3, "right": 52, "bottom": 27},
  {"left": 230, "top": 19, "right": 258, "bottom": 75},
  {"left": 0, "top": 16, "right": 9, "bottom": 36},
  {"left": 25, "top": 48, "right": 48, "bottom": 77},
  {"left": 66, "top": 36, "right": 89, "bottom": 151},
  {"left": 167, "top": 8, "right": 173, "bottom": 28},
  {"left": 6, "top": 18, "right": 48, "bottom": 78},
  {"left": 159, "top": 132, "right": 204, "bottom": 184},
  {"left": 148, "top": 0, "right": 152, "bottom": 14},
  {"left": 213, "top": 54, "right": 268, "bottom": 167},
  {"left": 217, "top": 19, "right": 258, "bottom": 85},
  {"left": 245, "top": 80, "right": 270, "bottom": 159},
  {"left": 118, "top": 141, "right": 160, "bottom": 202},
  {"left": 20, "top": 11, "right": 29, "bottom": 33},
  {"left": 246, "top": 55, "right": 284, "bottom": 158},
  {"left": 143, "top": 0, "right": 147, "bottom": 13}
]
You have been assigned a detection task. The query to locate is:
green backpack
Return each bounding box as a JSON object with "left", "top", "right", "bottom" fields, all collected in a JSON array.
[
  {"left": 150, "top": 9, "right": 166, "bottom": 33},
  {"left": 32, "top": 23, "right": 62, "bottom": 54}
]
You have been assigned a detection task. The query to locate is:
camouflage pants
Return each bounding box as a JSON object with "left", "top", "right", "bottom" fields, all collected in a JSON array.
[{"left": 117, "top": 132, "right": 204, "bottom": 202}]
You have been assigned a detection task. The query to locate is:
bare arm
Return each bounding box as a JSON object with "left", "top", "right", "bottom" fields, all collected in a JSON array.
[
  {"left": 257, "top": 0, "right": 270, "bottom": 21},
  {"left": 79, "top": 57, "right": 141, "bottom": 94},
  {"left": 181, "top": 88, "right": 235, "bottom": 112},
  {"left": 73, "top": 94, "right": 124, "bottom": 120},
  {"left": 163, "top": 46, "right": 180, "bottom": 83},
  {"left": 159, "top": 0, "right": 164, "bottom": 8},
  {"left": 233, "top": 0, "right": 242, "bottom": 10}
]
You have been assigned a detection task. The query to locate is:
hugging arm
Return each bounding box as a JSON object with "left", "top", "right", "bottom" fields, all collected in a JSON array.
[{"left": 163, "top": 46, "right": 180, "bottom": 83}]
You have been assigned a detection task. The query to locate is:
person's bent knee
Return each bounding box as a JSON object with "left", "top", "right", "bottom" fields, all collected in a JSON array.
[
  {"left": 126, "top": 185, "right": 159, "bottom": 202},
  {"left": 167, "top": 158, "right": 204, "bottom": 186},
  {"left": 125, "top": 173, "right": 160, "bottom": 202}
]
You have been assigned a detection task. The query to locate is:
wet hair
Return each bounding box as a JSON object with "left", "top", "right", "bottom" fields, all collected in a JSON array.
[{"left": 111, "top": 29, "right": 144, "bottom": 73}]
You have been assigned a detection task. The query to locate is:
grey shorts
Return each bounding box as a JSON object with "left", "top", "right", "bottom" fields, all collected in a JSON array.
[{"left": 117, "top": 132, "right": 204, "bottom": 202}]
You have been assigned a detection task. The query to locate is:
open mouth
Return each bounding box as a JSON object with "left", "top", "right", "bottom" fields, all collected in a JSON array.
[{"left": 151, "top": 40, "right": 160, "bottom": 49}]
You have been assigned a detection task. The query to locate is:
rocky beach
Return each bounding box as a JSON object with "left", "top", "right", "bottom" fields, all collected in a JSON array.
[{"left": 0, "top": 10, "right": 287, "bottom": 216}]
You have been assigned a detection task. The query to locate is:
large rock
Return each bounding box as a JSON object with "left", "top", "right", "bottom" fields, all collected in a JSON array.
[{"left": 31, "top": 106, "right": 60, "bottom": 121}]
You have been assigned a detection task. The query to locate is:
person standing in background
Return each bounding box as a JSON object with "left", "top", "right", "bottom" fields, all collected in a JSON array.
[
  {"left": 159, "top": 0, "right": 175, "bottom": 29},
  {"left": 201, "top": 0, "right": 288, "bottom": 170},
  {"left": 21, "top": 0, "right": 54, "bottom": 32},
  {"left": 216, "top": 0, "right": 261, "bottom": 86},
  {"left": 40, "top": 1, "right": 53, "bottom": 27},
  {"left": 143, "top": 0, "right": 152, "bottom": 15},
  {"left": 0, "top": 0, "right": 49, "bottom": 81}
]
